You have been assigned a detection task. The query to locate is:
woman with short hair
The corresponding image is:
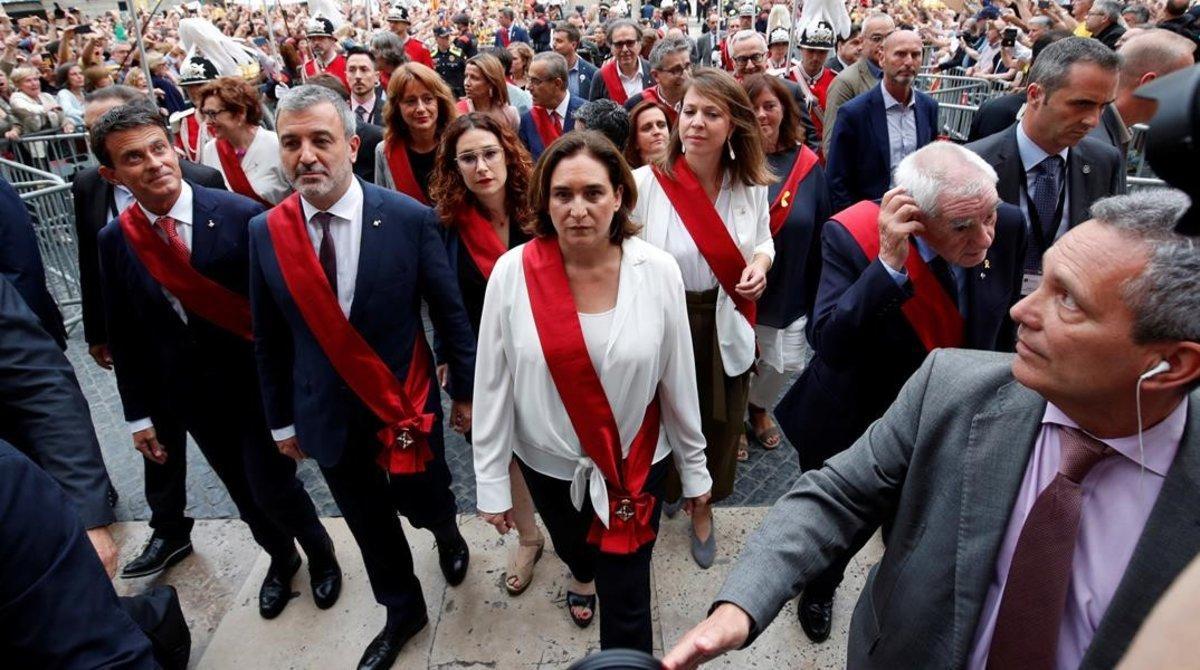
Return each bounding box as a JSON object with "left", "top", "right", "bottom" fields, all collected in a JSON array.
[
  {"left": 374, "top": 63, "right": 459, "bottom": 204},
  {"left": 473, "top": 131, "right": 711, "bottom": 650},
  {"left": 198, "top": 76, "right": 291, "bottom": 205},
  {"left": 8, "top": 66, "right": 73, "bottom": 134},
  {"left": 456, "top": 54, "right": 521, "bottom": 130}
]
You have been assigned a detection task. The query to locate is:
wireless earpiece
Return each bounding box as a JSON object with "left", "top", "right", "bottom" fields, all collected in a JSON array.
[{"left": 1140, "top": 360, "right": 1171, "bottom": 381}]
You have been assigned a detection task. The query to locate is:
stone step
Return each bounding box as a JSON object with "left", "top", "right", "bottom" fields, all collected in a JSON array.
[{"left": 114, "top": 509, "right": 883, "bottom": 669}]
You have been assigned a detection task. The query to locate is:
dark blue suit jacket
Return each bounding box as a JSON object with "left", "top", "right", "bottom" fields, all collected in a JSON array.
[
  {"left": 494, "top": 24, "right": 531, "bottom": 47},
  {"left": 570, "top": 56, "right": 599, "bottom": 100},
  {"left": 0, "top": 439, "right": 155, "bottom": 668},
  {"left": 249, "top": 180, "right": 476, "bottom": 467},
  {"left": 518, "top": 94, "right": 587, "bottom": 160},
  {"left": 776, "top": 203, "right": 1026, "bottom": 470},
  {"left": 98, "top": 184, "right": 267, "bottom": 426},
  {"left": 0, "top": 177, "right": 66, "bottom": 349},
  {"left": 825, "top": 85, "right": 939, "bottom": 213}
]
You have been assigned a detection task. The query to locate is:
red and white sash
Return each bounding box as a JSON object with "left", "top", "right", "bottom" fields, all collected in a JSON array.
[
  {"left": 651, "top": 156, "right": 756, "bottom": 327},
  {"left": 522, "top": 237, "right": 661, "bottom": 555},
  {"left": 454, "top": 206, "right": 507, "bottom": 280},
  {"left": 530, "top": 106, "right": 563, "bottom": 150},
  {"left": 385, "top": 139, "right": 430, "bottom": 205},
  {"left": 215, "top": 138, "right": 272, "bottom": 207},
  {"left": 769, "top": 146, "right": 820, "bottom": 236},
  {"left": 834, "top": 201, "right": 965, "bottom": 351},
  {"left": 118, "top": 204, "right": 253, "bottom": 340},
  {"left": 265, "top": 194, "right": 436, "bottom": 474},
  {"left": 599, "top": 60, "right": 632, "bottom": 105}
]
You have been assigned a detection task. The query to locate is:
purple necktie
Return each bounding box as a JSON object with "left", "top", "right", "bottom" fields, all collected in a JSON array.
[
  {"left": 987, "top": 426, "right": 1116, "bottom": 670},
  {"left": 312, "top": 211, "right": 337, "bottom": 297}
]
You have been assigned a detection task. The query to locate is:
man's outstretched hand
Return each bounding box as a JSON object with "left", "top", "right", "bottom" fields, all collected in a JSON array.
[{"left": 662, "top": 602, "right": 753, "bottom": 670}]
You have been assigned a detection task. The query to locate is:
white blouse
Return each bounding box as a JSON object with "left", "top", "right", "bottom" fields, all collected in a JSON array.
[
  {"left": 200, "top": 127, "right": 292, "bottom": 205},
  {"left": 632, "top": 164, "right": 774, "bottom": 377},
  {"left": 472, "top": 236, "right": 712, "bottom": 527}
]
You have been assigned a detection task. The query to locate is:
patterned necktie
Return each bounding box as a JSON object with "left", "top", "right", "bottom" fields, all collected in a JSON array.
[
  {"left": 156, "top": 216, "right": 190, "bottom": 262},
  {"left": 312, "top": 211, "right": 338, "bottom": 298},
  {"left": 1031, "top": 155, "right": 1064, "bottom": 243},
  {"left": 987, "top": 426, "right": 1116, "bottom": 670}
]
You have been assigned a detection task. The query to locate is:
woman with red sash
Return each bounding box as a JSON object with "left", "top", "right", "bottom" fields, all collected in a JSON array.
[
  {"left": 429, "top": 112, "right": 545, "bottom": 597},
  {"left": 472, "top": 132, "right": 712, "bottom": 651},
  {"left": 197, "top": 77, "right": 291, "bottom": 205},
  {"left": 373, "top": 63, "right": 458, "bottom": 203},
  {"left": 623, "top": 99, "right": 672, "bottom": 169},
  {"left": 742, "top": 74, "right": 831, "bottom": 454},
  {"left": 631, "top": 68, "right": 775, "bottom": 569}
]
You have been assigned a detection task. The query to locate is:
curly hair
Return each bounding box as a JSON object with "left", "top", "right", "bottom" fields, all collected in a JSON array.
[
  {"left": 198, "top": 76, "right": 263, "bottom": 126},
  {"left": 623, "top": 99, "right": 673, "bottom": 168},
  {"left": 429, "top": 113, "right": 534, "bottom": 231},
  {"left": 740, "top": 73, "right": 806, "bottom": 153},
  {"left": 383, "top": 63, "right": 458, "bottom": 144}
]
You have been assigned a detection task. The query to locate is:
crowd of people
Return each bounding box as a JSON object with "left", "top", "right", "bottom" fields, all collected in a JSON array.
[{"left": 1, "top": 0, "right": 1199, "bottom": 668}]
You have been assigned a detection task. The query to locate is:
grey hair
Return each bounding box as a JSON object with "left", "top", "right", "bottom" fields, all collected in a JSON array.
[
  {"left": 276, "top": 85, "right": 356, "bottom": 141},
  {"left": 371, "top": 31, "right": 407, "bottom": 68},
  {"left": 1027, "top": 37, "right": 1121, "bottom": 98},
  {"left": 532, "top": 51, "right": 569, "bottom": 87},
  {"left": 730, "top": 29, "right": 767, "bottom": 50},
  {"left": 1030, "top": 15, "right": 1053, "bottom": 28},
  {"left": 572, "top": 98, "right": 629, "bottom": 149},
  {"left": 84, "top": 84, "right": 151, "bottom": 106},
  {"left": 1090, "top": 189, "right": 1200, "bottom": 345},
  {"left": 1122, "top": 3, "right": 1152, "bottom": 23},
  {"left": 649, "top": 35, "right": 693, "bottom": 69},
  {"left": 893, "top": 142, "right": 998, "bottom": 222},
  {"left": 606, "top": 18, "right": 641, "bottom": 42},
  {"left": 1093, "top": 0, "right": 1125, "bottom": 21}
]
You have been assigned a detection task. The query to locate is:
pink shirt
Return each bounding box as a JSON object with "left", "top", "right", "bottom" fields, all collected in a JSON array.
[{"left": 968, "top": 398, "right": 1188, "bottom": 670}]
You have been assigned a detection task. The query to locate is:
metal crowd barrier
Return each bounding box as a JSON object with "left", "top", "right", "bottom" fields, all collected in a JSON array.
[
  {"left": 1, "top": 158, "right": 83, "bottom": 331},
  {"left": 4, "top": 130, "right": 95, "bottom": 182},
  {"left": 937, "top": 102, "right": 977, "bottom": 143},
  {"left": 916, "top": 74, "right": 1009, "bottom": 107},
  {"left": 1125, "top": 124, "right": 1167, "bottom": 192}
]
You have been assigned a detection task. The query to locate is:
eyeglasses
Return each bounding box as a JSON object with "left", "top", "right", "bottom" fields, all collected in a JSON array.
[
  {"left": 658, "top": 63, "right": 692, "bottom": 77},
  {"left": 612, "top": 39, "right": 638, "bottom": 50},
  {"left": 456, "top": 146, "right": 505, "bottom": 168},
  {"left": 528, "top": 75, "right": 559, "bottom": 87},
  {"left": 733, "top": 53, "right": 765, "bottom": 66},
  {"left": 199, "top": 107, "right": 228, "bottom": 120},
  {"left": 867, "top": 31, "right": 894, "bottom": 43}
]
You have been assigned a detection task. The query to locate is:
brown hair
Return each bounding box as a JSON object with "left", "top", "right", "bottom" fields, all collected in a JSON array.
[
  {"left": 507, "top": 42, "right": 535, "bottom": 77},
  {"left": 465, "top": 54, "right": 510, "bottom": 106},
  {"left": 382, "top": 62, "right": 458, "bottom": 144},
  {"left": 83, "top": 65, "right": 114, "bottom": 92},
  {"left": 527, "top": 130, "right": 640, "bottom": 243},
  {"left": 741, "top": 74, "right": 805, "bottom": 153},
  {"left": 429, "top": 112, "right": 534, "bottom": 230},
  {"left": 623, "top": 99, "right": 673, "bottom": 168},
  {"left": 198, "top": 76, "right": 263, "bottom": 126},
  {"left": 658, "top": 67, "right": 774, "bottom": 186}
]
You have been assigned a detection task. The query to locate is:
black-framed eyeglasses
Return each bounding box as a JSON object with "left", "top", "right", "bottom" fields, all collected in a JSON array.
[
  {"left": 199, "top": 107, "right": 228, "bottom": 120},
  {"left": 613, "top": 39, "right": 638, "bottom": 50},
  {"left": 659, "top": 63, "right": 692, "bottom": 77},
  {"left": 733, "top": 53, "right": 765, "bottom": 66}
]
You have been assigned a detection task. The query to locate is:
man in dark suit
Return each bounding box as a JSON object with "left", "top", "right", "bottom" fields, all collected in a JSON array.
[
  {"left": 771, "top": 141, "right": 1026, "bottom": 643},
  {"left": 826, "top": 31, "right": 938, "bottom": 213},
  {"left": 589, "top": 18, "right": 653, "bottom": 103},
  {"left": 1085, "top": 0, "right": 1127, "bottom": 49},
  {"left": 494, "top": 7, "right": 531, "bottom": 47},
  {"left": 304, "top": 73, "right": 384, "bottom": 186},
  {"left": 967, "top": 30, "right": 1071, "bottom": 143},
  {"left": 967, "top": 37, "right": 1125, "bottom": 275},
  {"left": 75, "top": 86, "right": 225, "bottom": 371},
  {"left": 666, "top": 188, "right": 1200, "bottom": 670},
  {"left": 0, "top": 177, "right": 66, "bottom": 349},
  {"left": 825, "top": 23, "right": 862, "bottom": 73},
  {"left": 91, "top": 105, "right": 341, "bottom": 617},
  {"left": 520, "top": 51, "right": 587, "bottom": 160},
  {"left": 554, "top": 22, "right": 598, "bottom": 100},
  {"left": 250, "top": 86, "right": 476, "bottom": 670},
  {"left": 822, "top": 13, "right": 895, "bottom": 152},
  {"left": 346, "top": 46, "right": 386, "bottom": 126},
  {"left": 696, "top": 12, "right": 724, "bottom": 67}
]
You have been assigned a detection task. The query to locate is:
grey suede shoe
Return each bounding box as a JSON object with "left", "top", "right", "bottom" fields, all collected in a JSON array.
[
  {"left": 662, "top": 497, "right": 683, "bottom": 519},
  {"left": 690, "top": 523, "right": 717, "bottom": 569}
]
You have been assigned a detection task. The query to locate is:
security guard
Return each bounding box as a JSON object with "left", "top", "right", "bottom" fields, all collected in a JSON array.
[{"left": 431, "top": 27, "right": 467, "bottom": 98}]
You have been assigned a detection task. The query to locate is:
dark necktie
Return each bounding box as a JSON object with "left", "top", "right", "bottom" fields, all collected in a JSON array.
[
  {"left": 1031, "top": 155, "right": 1064, "bottom": 243},
  {"left": 927, "top": 255, "right": 959, "bottom": 313},
  {"left": 356, "top": 105, "right": 368, "bottom": 124},
  {"left": 987, "top": 426, "right": 1116, "bottom": 670},
  {"left": 157, "top": 216, "right": 190, "bottom": 261},
  {"left": 312, "top": 211, "right": 338, "bottom": 298}
]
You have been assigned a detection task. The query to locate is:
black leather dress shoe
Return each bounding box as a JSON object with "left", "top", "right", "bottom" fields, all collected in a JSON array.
[
  {"left": 798, "top": 591, "right": 834, "bottom": 643},
  {"left": 435, "top": 532, "right": 469, "bottom": 586},
  {"left": 309, "top": 543, "right": 342, "bottom": 610},
  {"left": 121, "top": 535, "right": 194, "bottom": 579},
  {"left": 357, "top": 615, "right": 429, "bottom": 670},
  {"left": 259, "top": 552, "right": 301, "bottom": 619}
]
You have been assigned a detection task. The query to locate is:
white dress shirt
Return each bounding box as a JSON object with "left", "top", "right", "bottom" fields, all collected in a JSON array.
[
  {"left": 618, "top": 62, "right": 645, "bottom": 100},
  {"left": 126, "top": 182, "right": 195, "bottom": 434},
  {"left": 270, "top": 179, "right": 364, "bottom": 442},
  {"left": 472, "top": 236, "right": 712, "bottom": 525},
  {"left": 1016, "top": 120, "right": 1071, "bottom": 242},
  {"left": 111, "top": 184, "right": 136, "bottom": 221},
  {"left": 200, "top": 127, "right": 292, "bottom": 205},
  {"left": 633, "top": 164, "right": 774, "bottom": 377}
]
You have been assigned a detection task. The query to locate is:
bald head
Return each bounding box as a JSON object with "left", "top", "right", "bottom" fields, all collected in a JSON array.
[
  {"left": 1115, "top": 28, "right": 1196, "bottom": 124},
  {"left": 861, "top": 13, "right": 898, "bottom": 64},
  {"left": 881, "top": 30, "right": 924, "bottom": 92}
]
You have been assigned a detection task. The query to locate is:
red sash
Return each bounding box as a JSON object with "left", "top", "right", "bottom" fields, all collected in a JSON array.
[
  {"left": 639, "top": 86, "right": 677, "bottom": 124},
  {"left": 530, "top": 106, "right": 562, "bottom": 150},
  {"left": 834, "top": 201, "right": 965, "bottom": 351},
  {"left": 215, "top": 138, "right": 272, "bottom": 207},
  {"left": 522, "top": 237, "right": 661, "bottom": 555},
  {"left": 454, "top": 207, "right": 507, "bottom": 280},
  {"left": 176, "top": 113, "right": 200, "bottom": 163},
  {"left": 265, "top": 194, "right": 436, "bottom": 474},
  {"left": 385, "top": 139, "right": 430, "bottom": 205},
  {"left": 769, "top": 146, "right": 820, "bottom": 236},
  {"left": 599, "top": 60, "right": 631, "bottom": 105},
  {"left": 651, "top": 156, "right": 756, "bottom": 327},
  {"left": 118, "top": 204, "right": 253, "bottom": 340}
]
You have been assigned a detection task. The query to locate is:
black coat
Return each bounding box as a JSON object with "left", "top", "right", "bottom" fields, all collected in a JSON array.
[{"left": 0, "top": 178, "right": 66, "bottom": 348}]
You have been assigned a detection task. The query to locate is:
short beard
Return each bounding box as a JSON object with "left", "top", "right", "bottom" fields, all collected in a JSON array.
[{"left": 289, "top": 161, "right": 352, "bottom": 203}]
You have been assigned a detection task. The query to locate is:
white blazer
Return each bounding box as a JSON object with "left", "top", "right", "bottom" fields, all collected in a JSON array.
[
  {"left": 631, "top": 164, "right": 774, "bottom": 377},
  {"left": 472, "top": 236, "right": 712, "bottom": 527},
  {"left": 200, "top": 127, "right": 292, "bottom": 205}
]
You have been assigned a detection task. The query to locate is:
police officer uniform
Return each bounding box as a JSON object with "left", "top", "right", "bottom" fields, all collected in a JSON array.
[{"left": 432, "top": 28, "right": 468, "bottom": 98}]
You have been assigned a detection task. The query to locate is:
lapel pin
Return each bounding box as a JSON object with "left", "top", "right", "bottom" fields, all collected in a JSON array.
[
  {"left": 207, "top": 219, "right": 215, "bottom": 228},
  {"left": 372, "top": 219, "right": 381, "bottom": 227},
  {"left": 984, "top": 259, "right": 990, "bottom": 270},
  {"left": 1082, "top": 164, "right": 1092, "bottom": 175}
]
